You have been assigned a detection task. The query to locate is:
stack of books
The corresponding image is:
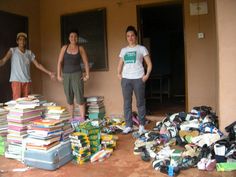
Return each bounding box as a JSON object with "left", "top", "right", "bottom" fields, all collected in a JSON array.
[
  {"left": 25, "top": 119, "right": 64, "bottom": 150},
  {"left": 86, "top": 96, "right": 105, "bottom": 121},
  {"left": 45, "top": 106, "right": 71, "bottom": 122},
  {"left": 76, "top": 121, "right": 101, "bottom": 155},
  {"left": 101, "top": 134, "right": 118, "bottom": 151},
  {"left": 73, "top": 105, "right": 83, "bottom": 120},
  {"left": 0, "top": 107, "right": 8, "bottom": 138},
  {"left": 45, "top": 106, "right": 73, "bottom": 141},
  {"left": 61, "top": 122, "right": 74, "bottom": 141},
  {"left": 69, "top": 132, "right": 91, "bottom": 164},
  {"left": 0, "top": 107, "right": 8, "bottom": 156},
  {"left": 5, "top": 98, "right": 43, "bottom": 160}
]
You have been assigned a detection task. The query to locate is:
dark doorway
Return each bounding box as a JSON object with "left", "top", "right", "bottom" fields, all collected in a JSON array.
[
  {"left": 137, "top": 2, "right": 185, "bottom": 116},
  {"left": 0, "top": 11, "right": 28, "bottom": 102}
]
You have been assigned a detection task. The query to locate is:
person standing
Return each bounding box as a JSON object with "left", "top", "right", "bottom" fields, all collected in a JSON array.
[
  {"left": 0, "top": 32, "right": 55, "bottom": 100},
  {"left": 57, "top": 30, "right": 89, "bottom": 120},
  {"left": 117, "top": 25, "right": 152, "bottom": 134}
]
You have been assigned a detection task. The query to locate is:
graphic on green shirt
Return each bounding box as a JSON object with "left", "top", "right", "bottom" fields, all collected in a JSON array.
[{"left": 124, "top": 51, "right": 136, "bottom": 64}]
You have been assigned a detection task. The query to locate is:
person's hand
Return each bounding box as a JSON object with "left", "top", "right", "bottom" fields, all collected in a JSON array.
[
  {"left": 49, "top": 72, "right": 56, "bottom": 80},
  {"left": 117, "top": 74, "right": 122, "bottom": 80},
  {"left": 57, "top": 75, "right": 63, "bottom": 82},
  {"left": 83, "top": 75, "right": 89, "bottom": 82},
  {"left": 142, "top": 74, "right": 149, "bottom": 82}
]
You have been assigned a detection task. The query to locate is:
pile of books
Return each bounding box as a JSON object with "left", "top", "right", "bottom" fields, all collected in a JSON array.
[
  {"left": 69, "top": 132, "right": 91, "bottom": 164},
  {"left": 45, "top": 106, "right": 71, "bottom": 122},
  {"left": 45, "top": 106, "right": 73, "bottom": 141},
  {"left": 5, "top": 98, "right": 43, "bottom": 160},
  {"left": 73, "top": 105, "right": 83, "bottom": 121},
  {"left": 25, "top": 119, "right": 64, "bottom": 150},
  {"left": 76, "top": 121, "right": 101, "bottom": 155},
  {"left": 28, "top": 94, "right": 47, "bottom": 105},
  {"left": 0, "top": 107, "right": 8, "bottom": 140},
  {"left": 86, "top": 96, "right": 105, "bottom": 121},
  {"left": 101, "top": 134, "right": 118, "bottom": 151},
  {"left": 0, "top": 106, "right": 8, "bottom": 156}
]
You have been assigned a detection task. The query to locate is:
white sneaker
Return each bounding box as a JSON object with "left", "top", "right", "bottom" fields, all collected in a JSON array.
[
  {"left": 123, "top": 127, "right": 133, "bottom": 134},
  {"left": 139, "top": 125, "right": 147, "bottom": 135}
]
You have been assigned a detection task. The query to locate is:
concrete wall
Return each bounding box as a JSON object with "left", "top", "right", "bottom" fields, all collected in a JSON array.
[
  {"left": 215, "top": 0, "right": 236, "bottom": 131},
  {"left": 184, "top": 0, "right": 217, "bottom": 110}
]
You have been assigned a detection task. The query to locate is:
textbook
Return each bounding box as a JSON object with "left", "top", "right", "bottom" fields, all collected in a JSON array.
[
  {"left": 25, "top": 136, "right": 61, "bottom": 145},
  {"left": 26, "top": 141, "right": 60, "bottom": 150},
  {"left": 32, "top": 119, "right": 64, "bottom": 127}
]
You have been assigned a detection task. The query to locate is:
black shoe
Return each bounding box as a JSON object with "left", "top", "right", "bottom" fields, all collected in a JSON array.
[
  {"left": 198, "top": 144, "right": 211, "bottom": 160},
  {"left": 141, "top": 148, "right": 151, "bottom": 162}
]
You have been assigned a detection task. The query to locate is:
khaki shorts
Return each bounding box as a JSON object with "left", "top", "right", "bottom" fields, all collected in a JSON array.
[{"left": 63, "top": 71, "right": 84, "bottom": 105}]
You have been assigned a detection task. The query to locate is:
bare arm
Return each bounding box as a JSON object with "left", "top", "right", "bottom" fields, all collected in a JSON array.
[
  {"left": 142, "top": 55, "right": 152, "bottom": 82},
  {"left": 117, "top": 58, "right": 124, "bottom": 80},
  {"left": 0, "top": 50, "right": 12, "bottom": 67},
  {"left": 57, "top": 46, "right": 67, "bottom": 82},
  {"left": 79, "top": 46, "right": 89, "bottom": 81},
  {"left": 32, "top": 58, "right": 55, "bottom": 80}
]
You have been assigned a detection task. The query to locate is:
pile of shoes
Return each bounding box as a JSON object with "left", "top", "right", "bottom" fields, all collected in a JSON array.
[{"left": 132, "top": 105, "right": 236, "bottom": 174}]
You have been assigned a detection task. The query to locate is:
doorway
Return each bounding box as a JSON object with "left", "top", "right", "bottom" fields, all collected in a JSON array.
[
  {"left": 0, "top": 11, "right": 28, "bottom": 102},
  {"left": 137, "top": 2, "right": 185, "bottom": 116}
]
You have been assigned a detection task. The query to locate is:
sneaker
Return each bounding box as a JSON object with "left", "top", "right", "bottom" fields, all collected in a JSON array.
[
  {"left": 132, "top": 131, "right": 141, "bottom": 138},
  {"left": 122, "top": 127, "right": 133, "bottom": 134},
  {"left": 141, "top": 148, "right": 151, "bottom": 162},
  {"left": 206, "top": 159, "right": 216, "bottom": 171},
  {"left": 133, "top": 146, "right": 145, "bottom": 155},
  {"left": 180, "top": 156, "right": 198, "bottom": 170},
  {"left": 152, "top": 158, "right": 170, "bottom": 170},
  {"left": 139, "top": 125, "right": 147, "bottom": 135},
  {"left": 160, "top": 165, "right": 180, "bottom": 176},
  {"left": 197, "top": 158, "right": 208, "bottom": 170}
]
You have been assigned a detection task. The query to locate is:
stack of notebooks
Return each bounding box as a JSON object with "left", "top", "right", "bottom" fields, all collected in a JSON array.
[
  {"left": 73, "top": 105, "right": 83, "bottom": 121},
  {"left": 45, "top": 106, "right": 73, "bottom": 141},
  {"left": 45, "top": 106, "right": 71, "bottom": 122},
  {"left": 25, "top": 119, "right": 64, "bottom": 150},
  {"left": 76, "top": 121, "right": 101, "bottom": 155},
  {"left": 28, "top": 94, "right": 47, "bottom": 105},
  {"left": 69, "top": 132, "right": 91, "bottom": 164},
  {"left": 101, "top": 134, "right": 118, "bottom": 151},
  {"left": 86, "top": 96, "right": 105, "bottom": 121},
  {"left": 0, "top": 106, "right": 9, "bottom": 156},
  {"left": 0, "top": 107, "right": 8, "bottom": 139},
  {"left": 5, "top": 97, "right": 43, "bottom": 160}
]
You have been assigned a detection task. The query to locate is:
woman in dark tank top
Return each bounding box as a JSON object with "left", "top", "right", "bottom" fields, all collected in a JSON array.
[{"left": 57, "top": 30, "right": 90, "bottom": 120}]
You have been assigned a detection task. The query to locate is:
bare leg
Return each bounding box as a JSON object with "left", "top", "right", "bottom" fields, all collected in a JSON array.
[
  {"left": 68, "top": 104, "right": 74, "bottom": 119},
  {"left": 78, "top": 103, "right": 86, "bottom": 119}
]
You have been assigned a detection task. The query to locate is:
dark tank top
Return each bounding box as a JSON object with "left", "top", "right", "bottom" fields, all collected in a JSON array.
[{"left": 63, "top": 45, "right": 82, "bottom": 73}]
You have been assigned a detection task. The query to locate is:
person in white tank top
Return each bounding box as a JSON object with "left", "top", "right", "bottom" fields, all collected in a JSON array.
[{"left": 0, "top": 32, "right": 55, "bottom": 100}]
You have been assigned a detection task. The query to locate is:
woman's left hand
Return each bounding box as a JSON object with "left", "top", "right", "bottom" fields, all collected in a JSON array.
[{"left": 142, "top": 75, "right": 149, "bottom": 82}]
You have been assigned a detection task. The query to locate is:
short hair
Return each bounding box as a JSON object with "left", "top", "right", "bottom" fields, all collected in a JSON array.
[
  {"left": 126, "top": 26, "right": 137, "bottom": 36},
  {"left": 68, "top": 29, "right": 79, "bottom": 37}
]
